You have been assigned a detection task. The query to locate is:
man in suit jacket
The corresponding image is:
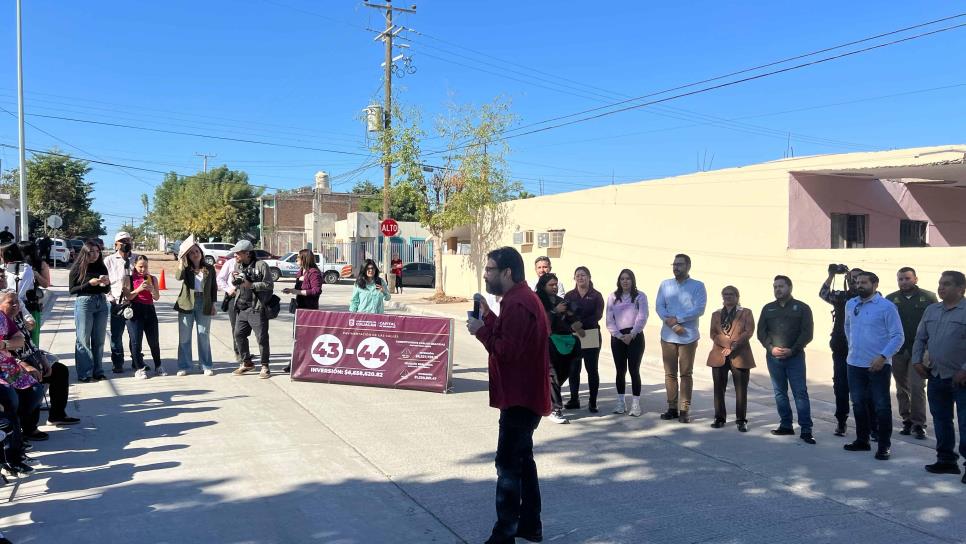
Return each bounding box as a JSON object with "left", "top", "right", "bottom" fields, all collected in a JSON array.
[{"left": 707, "top": 285, "right": 756, "bottom": 432}]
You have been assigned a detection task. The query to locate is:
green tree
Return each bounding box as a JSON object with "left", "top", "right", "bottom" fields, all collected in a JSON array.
[
  {"left": 352, "top": 179, "right": 421, "bottom": 222},
  {"left": 150, "top": 166, "right": 262, "bottom": 242},
  {"left": 0, "top": 148, "right": 106, "bottom": 237}
]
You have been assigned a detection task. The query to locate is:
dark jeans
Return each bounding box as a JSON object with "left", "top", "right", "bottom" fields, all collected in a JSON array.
[
  {"left": 43, "top": 362, "right": 70, "bottom": 421},
  {"left": 927, "top": 377, "right": 966, "bottom": 465},
  {"left": 16, "top": 383, "right": 44, "bottom": 435},
  {"left": 127, "top": 302, "right": 161, "bottom": 370},
  {"left": 109, "top": 301, "right": 129, "bottom": 370},
  {"left": 235, "top": 306, "right": 270, "bottom": 366},
  {"left": 568, "top": 329, "right": 601, "bottom": 405},
  {"left": 491, "top": 407, "right": 542, "bottom": 542},
  {"left": 611, "top": 332, "right": 644, "bottom": 396},
  {"left": 0, "top": 383, "right": 24, "bottom": 464},
  {"left": 847, "top": 364, "right": 893, "bottom": 449},
  {"left": 766, "top": 352, "right": 813, "bottom": 433},
  {"left": 712, "top": 360, "right": 749, "bottom": 423},
  {"left": 831, "top": 346, "right": 851, "bottom": 423}
]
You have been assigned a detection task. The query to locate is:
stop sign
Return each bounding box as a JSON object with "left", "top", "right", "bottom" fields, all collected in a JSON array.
[{"left": 380, "top": 218, "right": 399, "bottom": 237}]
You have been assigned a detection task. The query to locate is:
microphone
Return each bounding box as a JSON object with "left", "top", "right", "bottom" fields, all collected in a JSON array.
[{"left": 470, "top": 293, "right": 483, "bottom": 319}]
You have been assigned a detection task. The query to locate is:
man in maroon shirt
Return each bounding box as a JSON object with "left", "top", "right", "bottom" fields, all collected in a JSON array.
[{"left": 468, "top": 246, "right": 552, "bottom": 544}]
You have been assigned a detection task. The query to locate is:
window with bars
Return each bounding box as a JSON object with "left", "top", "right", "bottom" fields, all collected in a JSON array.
[
  {"left": 899, "top": 219, "right": 928, "bottom": 247},
  {"left": 830, "top": 213, "right": 867, "bottom": 249}
]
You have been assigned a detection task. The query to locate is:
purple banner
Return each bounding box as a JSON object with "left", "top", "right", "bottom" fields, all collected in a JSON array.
[{"left": 290, "top": 310, "right": 453, "bottom": 393}]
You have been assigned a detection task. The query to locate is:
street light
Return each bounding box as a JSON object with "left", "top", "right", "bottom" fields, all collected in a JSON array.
[{"left": 16, "top": 0, "right": 29, "bottom": 241}]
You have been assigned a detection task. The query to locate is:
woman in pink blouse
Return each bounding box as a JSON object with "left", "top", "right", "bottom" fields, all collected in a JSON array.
[{"left": 605, "top": 269, "right": 649, "bottom": 417}]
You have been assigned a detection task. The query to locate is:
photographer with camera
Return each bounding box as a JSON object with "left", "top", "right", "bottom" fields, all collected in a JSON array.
[
  {"left": 820, "top": 263, "right": 864, "bottom": 436},
  {"left": 229, "top": 240, "right": 274, "bottom": 379},
  {"left": 104, "top": 232, "right": 137, "bottom": 374},
  {"left": 175, "top": 237, "right": 217, "bottom": 376},
  {"left": 536, "top": 273, "right": 581, "bottom": 424}
]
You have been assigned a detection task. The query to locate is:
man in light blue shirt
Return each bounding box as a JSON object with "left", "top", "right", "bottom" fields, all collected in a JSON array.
[
  {"left": 655, "top": 253, "right": 707, "bottom": 423},
  {"left": 843, "top": 271, "right": 904, "bottom": 461}
]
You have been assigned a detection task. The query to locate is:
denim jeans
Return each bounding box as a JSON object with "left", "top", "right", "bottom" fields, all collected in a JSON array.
[
  {"left": 766, "top": 352, "right": 813, "bottom": 433},
  {"left": 109, "top": 301, "right": 128, "bottom": 370},
  {"left": 847, "top": 364, "right": 893, "bottom": 449},
  {"left": 490, "top": 407, "right": 542, "bottom": 542},
  {"left": 16, "top": 383, "right": 44, "bottom": 435},
  {"left": 927, "top": 377, "right": 966, "bottom": 465},
  {"left": 128, "top": 302, "right": 161, "bottom": 370},
  {"left": 831, "top": 347, "right": 851, "bottom": 423},
  {"left": 74, "top": 294, "right": 109, "bottom": 380},
  {"left": 178, "top": 297, "right": 212, "bottom": 370},
  {"left": 0, "top": 383, "right": 24, "bottom": 464}
]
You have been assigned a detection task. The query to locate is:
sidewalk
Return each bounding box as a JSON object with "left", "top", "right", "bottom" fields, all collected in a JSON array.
[{"left": 2, "top": 272, "right": 964, "bottom": 543}]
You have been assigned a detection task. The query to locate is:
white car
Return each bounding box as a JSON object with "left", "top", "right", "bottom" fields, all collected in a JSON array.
[
  {"left": 198, "top": 242, "right": 234, "bottom": 266},
  {"left": 49, "top": 238, "right": 72, "bottom": 266},
  {"left": 263, "top": 251, "right": 348, "bottom": 284}
]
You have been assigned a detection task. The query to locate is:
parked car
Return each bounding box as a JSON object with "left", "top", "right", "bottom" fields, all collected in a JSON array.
[
  {"left": 213, "top": 250, "right": 278, "bottom": 275},
  {"left": 66, "top": 238, "right": 84, "bottom": 254},
  {"left": 198, "top": 242, "right": 234, "bottom": 265},
  {"left": 49, "top": 238, "right": 72, "bottom": 266},
  {"left": 164, "top": 241, "right": 179, "bottom": 260},
  {"left": 401, "top": 262, "right": 435, "bottom": 287}
]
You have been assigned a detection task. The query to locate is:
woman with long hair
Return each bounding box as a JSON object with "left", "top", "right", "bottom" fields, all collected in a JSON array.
[
  {"left": 536, "top": 272, "right": 582, "bottom": 424},
  {"left": 282, "top": 249, "right": 323, "bottom": 373},
  {"left": 707, "top": 286, "right": 756, "bottom": 432},
  {"left": 10, "top": 241, "right": 49, "bottom": 346},
  {"left": 127, "top": 255, "right": 164, "bottom": 378},
  {"left": 564, "top": 266, "right": 605, "bottom": 412},
  {"left": 605, "top": 269, "right": 649, "bottom": 416},
  {"left": 349, "top": 259, "right": 390, "bottom": 314},
  {"left": 68, "top": 241, "right": 111, "bottom": 382},
  {"left": 174, "top": 239, "right": 217, "bottom": 376}
]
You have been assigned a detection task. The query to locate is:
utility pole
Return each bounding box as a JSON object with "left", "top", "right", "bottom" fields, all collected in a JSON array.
[
  {"left": 365, "top": 0, "right": 415, "bottom": 275},
  {"left": 195, "top": 152, "right": 217, "bottom": 174},
  {"left": 16, "top": 0, "right": 29, "bottom": 241}
]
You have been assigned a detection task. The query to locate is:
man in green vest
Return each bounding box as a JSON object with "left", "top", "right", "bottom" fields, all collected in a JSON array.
[{"left": 888, "top": 266, "right": 937, "bottom": 440}]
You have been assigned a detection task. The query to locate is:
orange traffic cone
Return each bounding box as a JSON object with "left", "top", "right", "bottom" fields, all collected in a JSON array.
[{"left": 158, "top": 269, "right": 167, "bottom": 291}]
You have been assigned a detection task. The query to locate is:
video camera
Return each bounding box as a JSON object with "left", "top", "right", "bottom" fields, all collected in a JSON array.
[
  {"left": 828, "top": 263, "right": 849, "bottom": 275},
  {"left": 232, "top": 267, "right": 260, "bottom": 287}
]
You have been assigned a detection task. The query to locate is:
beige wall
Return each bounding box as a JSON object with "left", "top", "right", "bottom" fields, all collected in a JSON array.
[{"left": 441, "top": 145, "right": 966, "bottom": 364}]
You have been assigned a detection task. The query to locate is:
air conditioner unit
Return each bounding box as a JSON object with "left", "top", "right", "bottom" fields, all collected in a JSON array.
[
  {"left": 536, "top": 232, "right": 549, "bottom": 248},
  {"left": 548, "top": 229, "right": 565, "bottom": 248},
  {"left": 512, "top": 230, "right": 534, "bottom": 245}
]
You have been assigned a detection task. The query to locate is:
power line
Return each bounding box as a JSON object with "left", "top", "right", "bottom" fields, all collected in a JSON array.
[
  {"left": 423, "top": 20, "right": 966, "bottom": 156},
  {"left": 21, "top": 113, "right": 373, "bottom": 157}
]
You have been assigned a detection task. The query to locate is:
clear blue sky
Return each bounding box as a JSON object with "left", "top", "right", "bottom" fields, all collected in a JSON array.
[{"left": 1, "top": 1, "right": 964, "bottom": 238}]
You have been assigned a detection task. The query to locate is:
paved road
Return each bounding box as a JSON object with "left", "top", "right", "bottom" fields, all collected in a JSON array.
[{"left": 2, "top": 271, "right": 964, "bottom": 544}]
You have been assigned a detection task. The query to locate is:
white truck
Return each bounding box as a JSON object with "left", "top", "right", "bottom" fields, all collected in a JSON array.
[{"left": 265, "top": 252, "right": 351, "bottom": 284}]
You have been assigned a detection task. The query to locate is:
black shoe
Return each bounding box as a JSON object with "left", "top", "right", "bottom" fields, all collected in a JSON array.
[
  {"left": 564, "top": 398, "right": 580, "bottom": 410},
  {"left": 678, "top": 411, "right": 692, "bottom": 424},
  {"left": 48, "top": 416, "right": 81, "bottom": 426},
  {"left": 588, "top": 402, "right": 599, "bottom": 414},
  {"left": 515, "top": 525, "right": 543, "bottom": 543},
  {"left": 93, "top": 375, "right": 107, "bottom": 382},
  {"left": 22, "top": 441, "right": 32, "bottom": 452},
  {"left": 770, "top": 427, "right": 794, "bottom": 436},
  {"left": 834, "top": 421, "right": 846, "bottom": 437},
  {"left": 913, "top": 425, "right": 927, "bottom": 440},
  {"left": 25, "top": 430, "right": 49, "bottom": 442},
  {"left": 282, "top": 365, "right": 291, "bottom": 373},
  {"left": 710, "top": 419, "right": 725, "bottom": 429},
  {"left": 3, "top": 462, "right": 34, "bottom": 475},
  {"left": 79, "top": 377, "right": 93, "bottom": 383},
  {"left": 899, "top": 421, "right": 912, "bottom": 435},
  {"left": 737, "top": 421, "right": 748, "bottom": 433},
  {"left": 875, "top": 448, "right": 891, "bottom": 460},
  {"left": 659, "top": 409, "right": 679, "bottom": 420},
  {"left": 924, "top": 462, "right": 962, "bottom": 475},
  {"left": 844, "top": 441, "right": 872, "bottom": 452},
  {"left": 112, "top": 367, "right": 125, "bottom": 374},
  {"left": 800, "top": 433, "right": 816, "bottom": 445},
  {"left": 484, "top": 535, "right": 514, "bottom": 544}
]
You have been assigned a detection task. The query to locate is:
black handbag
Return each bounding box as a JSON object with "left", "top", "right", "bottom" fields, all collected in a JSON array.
[{"left": 288, "top": 298, "right": 297, "bottom": 314}]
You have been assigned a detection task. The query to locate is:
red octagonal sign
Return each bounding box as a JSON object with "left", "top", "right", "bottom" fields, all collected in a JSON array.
[{"left": 380, "top": 218, "right": 399, "bottom": 237}]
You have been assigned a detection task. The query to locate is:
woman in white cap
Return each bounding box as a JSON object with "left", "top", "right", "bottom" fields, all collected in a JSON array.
[{"left": 174, "top": 236, "right": 217, "bottom": 376}]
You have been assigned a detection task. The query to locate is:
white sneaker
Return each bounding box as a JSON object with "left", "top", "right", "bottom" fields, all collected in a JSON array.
[
  {"left": 134, "top": 368, "right": 148, "bottom": 380},
  {"left": 548, "top": 410, "right": 569, "bottom": 424},
  {"left": 203, "top": 368, "right": 215, "bottom": 376},
  {"left": 176, "top": 370, "right": 188, "bottom": 376},
  {"left": 613, "top": 399, "right": 626, "bottom": 415},
  {"left": 629, "top": 400, "right": 642, "bottom": 417},
  {"left": 155, "top": 366, "right": 168, "bottom": 376}
]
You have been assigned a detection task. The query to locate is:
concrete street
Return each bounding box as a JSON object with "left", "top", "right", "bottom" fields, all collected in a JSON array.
[{"left": 2, "top": 269, "right": 964, "bottom": 544}]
